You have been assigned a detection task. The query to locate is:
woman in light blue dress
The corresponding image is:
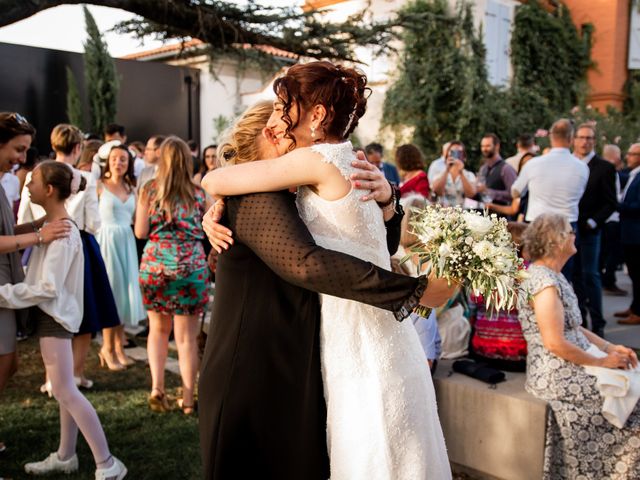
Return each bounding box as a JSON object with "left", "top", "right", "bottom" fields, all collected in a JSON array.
[{"left": 97, "top": 145, "right": 146, "bottom": 369}]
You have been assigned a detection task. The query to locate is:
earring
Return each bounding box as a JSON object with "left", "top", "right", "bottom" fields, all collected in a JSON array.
[{"left": 310, "top": 126, "right": 316, "bottom": 138}]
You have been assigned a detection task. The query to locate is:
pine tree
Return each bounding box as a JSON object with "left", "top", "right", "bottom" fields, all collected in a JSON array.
[
  {"left": 65, "top": 67, "right": 84, "bottom": 129},
  {"left": 83, "top": 6, "right": 119, "bottom": 136}
]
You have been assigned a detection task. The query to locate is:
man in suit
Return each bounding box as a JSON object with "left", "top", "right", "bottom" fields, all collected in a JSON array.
[
  {"left": 572, "top": 124, "right": 617, "bottom": 336},
  {"left": 365, "top": 143, "right": 401, "bottom": 185},
  {"left": 617, "top": 143, "right": 640, "bottom": 325}
]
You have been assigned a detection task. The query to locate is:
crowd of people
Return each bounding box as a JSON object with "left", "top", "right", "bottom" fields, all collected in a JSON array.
[{"left": 0, "top": 59, "right": 639, "bottom": 479}]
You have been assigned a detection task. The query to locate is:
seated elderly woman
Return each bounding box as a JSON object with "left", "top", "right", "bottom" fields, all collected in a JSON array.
[{"left": 519, "top": 213, "right": 640, "bottom": 479}]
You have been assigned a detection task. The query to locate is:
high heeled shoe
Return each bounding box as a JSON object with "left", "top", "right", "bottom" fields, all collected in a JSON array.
[
  {"left": 148, "top": 389, "right": 172, "bottom": 413},
  {"left": 74, "top": 376, "right": 94, "bottom": 389},
  {"left": 97, "top": 351, "right": 126, "bottom": 371},
  {"left": 95, "top": 456, "right": 127, "bottom": 480},
  {"left": 177, "top": 398, "right": 197, "bottom": 416},
  {"left": 115, "top": 353, "right": 135, "bottom": 367}
]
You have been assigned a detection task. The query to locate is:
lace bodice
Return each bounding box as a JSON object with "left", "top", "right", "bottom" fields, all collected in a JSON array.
[{"left": 296, "top": 142, "right": 388, "bottom": 267}]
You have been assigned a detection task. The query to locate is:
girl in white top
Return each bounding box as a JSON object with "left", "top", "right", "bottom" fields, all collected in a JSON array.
[
  {"left": 0, "top": 161, "right": 126, "bottom": 479},
  {"left": 431, "top": 141, "right": 477, "bottom": 207}
]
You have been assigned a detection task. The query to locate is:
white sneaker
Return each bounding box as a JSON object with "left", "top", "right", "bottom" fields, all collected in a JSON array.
[
  {"left": 25, "top": 452, "right": 78, "bottom": 475},
  {"left": 95, "top": 456, "right": 127, "bottom": 480}
]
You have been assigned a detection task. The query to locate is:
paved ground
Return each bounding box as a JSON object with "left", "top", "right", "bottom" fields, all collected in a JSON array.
[{"left": 599, "top": 272, "right": 640, "bottom": 349}]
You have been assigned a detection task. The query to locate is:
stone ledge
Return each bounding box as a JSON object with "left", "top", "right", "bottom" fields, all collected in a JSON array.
[{"left": 433, "top": 359, "right": 547, "bottom": 480}]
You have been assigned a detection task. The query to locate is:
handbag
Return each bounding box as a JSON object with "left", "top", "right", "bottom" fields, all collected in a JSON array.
[{"left": 452, "top": 359, "right": 506, "bottom": 385}]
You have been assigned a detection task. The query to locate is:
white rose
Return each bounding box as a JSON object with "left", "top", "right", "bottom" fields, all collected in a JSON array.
[
  {"left": 438, "top": 242, "right": 452, "bottom": 257},
  {"left": 472, "top": 240, "right": 494, "bottom": 260},
  {"left": 463, "top": 212, "right": 494, "bottom": 239}
]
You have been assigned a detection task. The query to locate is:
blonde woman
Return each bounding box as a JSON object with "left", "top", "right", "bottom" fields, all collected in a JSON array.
[{"left": 135, "top": 136, "right": 211, "bottom": 414}]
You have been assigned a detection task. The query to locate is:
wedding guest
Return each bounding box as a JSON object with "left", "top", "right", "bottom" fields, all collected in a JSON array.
[
  {"left": 572, "top": 123, "right": 617, "bottom": 336},
  {"left": 128, "top": 141, "right": 146, "bottom": 179},
  {"left": 511, "top": 119, "right": 589, "bottom": 279},
  {"left": 519, "top": 213, "right": 640, "bottom": 478},
  {"left": 431, "top": 141, "right": 476, "bottom": 207},
  {"left": 487, "top": 152, "right": 535, "bottom": 220},
  {"left": 135, "top": 136, "right": 211, "bottom": 414},
  {"left": 97, "top": 145, "right": 146, "bottom": 369},
  {"left": 103, "top": 123, "right": 126, "bottom": 144},
  {"left": 364, "top": 142, "right": 400, "bottom": 184},
  {"left": 427, "top": 142, "right": 451, "bottom": 188},
  {"left": 0, "top": 112, "right": 70, "bottom": 397},
  {"left": 616, "top": 143, "right": 640, "bottom": 325},
  {"left": 505, "top": 133, "right": 536, "bottom": 172},
  {"left": 16, "top": 146, "right": 40, "bottom": 192},
  {"left": 193, "top": 144, "right": 218, "bottom": 185},
  {"left": 138, "top": 135, "right": 166, "bottom": 192},
  {"left": 0, "top": 160, "right": 126, "bottom": 479},
  {"left": 19, "top": 124, "right": 120, "bottom": 387},
  {"left": 0, "top": 171, "right": 20, "bottom": 216},
  {"left": 601, "top": 144, "right": 627, "bottom": 295},
  {"left": 396, "top": 144, "right": 429, "bottom": 198},
  {"left": 188, "top": 139, "right": 201, "bottom": 175},
  {"left": 476, "top": 134, "right": 516, "bottom": 206},
  {"left": 76, "top": 139, "right": 103, "bottom": 174}
]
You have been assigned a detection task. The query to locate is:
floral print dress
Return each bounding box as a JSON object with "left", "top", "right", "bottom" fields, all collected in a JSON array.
[
  {"left": 518, "top": 265, "right": 640, "bottom": 479},
  {"left": 139, "top": 180, "right": 209, "bottom": 315}
]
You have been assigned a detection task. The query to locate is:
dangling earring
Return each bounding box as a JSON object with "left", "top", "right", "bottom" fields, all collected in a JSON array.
[{"left": 310, "top": 126, "right": 316, "bottom": 139}]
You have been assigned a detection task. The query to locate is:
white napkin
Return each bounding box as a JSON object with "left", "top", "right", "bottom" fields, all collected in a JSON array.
[{"left": 583, "top": 344, "right": 640, "bottom": 428}]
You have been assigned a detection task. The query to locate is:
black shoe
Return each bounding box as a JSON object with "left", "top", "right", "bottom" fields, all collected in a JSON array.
[
  {"left": 135, "top": 326, "right": 149, "bottom": 339},
  {"left": 603, "top": 285, "right": 627, "bottom": 296},
  {"left": 124, "top": 338, "right": 137, "bottom": 349}
]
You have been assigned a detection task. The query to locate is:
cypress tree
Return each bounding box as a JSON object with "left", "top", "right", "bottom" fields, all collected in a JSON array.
[{"left": 65, "top": 66, "right": 84, "bottom": 129}]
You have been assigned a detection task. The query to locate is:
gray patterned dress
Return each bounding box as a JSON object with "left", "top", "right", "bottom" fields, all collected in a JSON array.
[{"left": 518, "top": 265, "right": 640, "bottom": 479}]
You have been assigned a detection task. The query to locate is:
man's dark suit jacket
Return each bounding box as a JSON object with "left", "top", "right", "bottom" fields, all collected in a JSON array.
[
  {"left": 578, "top": 154, "right": 617, "bottom": 234},
  {"left": 620, "top": 171, "right": 640, "bottom": 245}
]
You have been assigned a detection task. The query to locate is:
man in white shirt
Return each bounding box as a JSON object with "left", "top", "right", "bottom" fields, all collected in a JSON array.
[
  {"left": 512, "top": 119, "right": 589, "bottom": 278},
  {"left": 505, "top": 133, "right": 536, "bottom": 172},
  {"left": 427, "top": 142, "right": 451, "bottom": 187},
  {"left": 138, "top": 135, "right": 166, "bottom": 192}
]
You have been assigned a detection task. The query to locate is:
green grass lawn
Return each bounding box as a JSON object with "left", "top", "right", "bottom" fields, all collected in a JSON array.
[{"left": 0, "top": 337, "right": 201, "bottom": 479}]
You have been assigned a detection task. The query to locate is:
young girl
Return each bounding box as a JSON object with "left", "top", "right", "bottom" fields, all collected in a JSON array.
[
  {"left": 0, "top": 161, "right": 126, "bottom": 478},
  {"left": 97, "top": 145, "right": 146, "bottom": 368}
]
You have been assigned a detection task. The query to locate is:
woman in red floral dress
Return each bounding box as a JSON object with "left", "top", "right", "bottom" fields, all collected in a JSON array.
[{"left": 135, "top": 136, "right": 211, "bottom": 414}]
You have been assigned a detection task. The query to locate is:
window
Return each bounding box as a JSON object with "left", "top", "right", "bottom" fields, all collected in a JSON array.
[{"left": 483, "top": 0, "right": 513, "bottom": 86}]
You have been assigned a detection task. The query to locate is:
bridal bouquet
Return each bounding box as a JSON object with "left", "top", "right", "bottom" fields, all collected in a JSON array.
[{"left": 407, "top": 205, "right": 527, "bottom": 312}]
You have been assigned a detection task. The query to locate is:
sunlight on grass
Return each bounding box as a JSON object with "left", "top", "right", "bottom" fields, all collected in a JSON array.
[{"left": 0, "top": 337, "right": 201, "bottom": 479}]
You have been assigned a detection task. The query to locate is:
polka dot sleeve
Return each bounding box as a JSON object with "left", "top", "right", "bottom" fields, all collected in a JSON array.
[{"left": 226, "top": 192, "right": 426, "bottom": 321}]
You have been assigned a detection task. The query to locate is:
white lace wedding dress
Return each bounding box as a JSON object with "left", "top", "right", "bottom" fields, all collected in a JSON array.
[{"left": 296, "top": 142, "right": 451, "bottom": 480}]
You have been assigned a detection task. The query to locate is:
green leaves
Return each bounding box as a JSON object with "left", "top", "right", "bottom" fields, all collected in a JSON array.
[{"left": 83, "top": 6, "right": 120, "bottom": 135}]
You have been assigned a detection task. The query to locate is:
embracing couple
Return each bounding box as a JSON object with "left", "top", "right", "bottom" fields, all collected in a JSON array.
[{"left": 198, "top": 62, "right": 453, "bottom": 480}]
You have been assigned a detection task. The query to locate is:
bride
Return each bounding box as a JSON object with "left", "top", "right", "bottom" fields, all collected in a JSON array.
[{"left": 202, "top": 61, "right": 451, "bottom": 479}]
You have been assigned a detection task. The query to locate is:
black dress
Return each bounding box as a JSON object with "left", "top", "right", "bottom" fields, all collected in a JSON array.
[{"left": 199, "top": 192, "right": 424, "bottom": 480}]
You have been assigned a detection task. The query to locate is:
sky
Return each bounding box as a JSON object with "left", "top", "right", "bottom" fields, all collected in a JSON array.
[{"left": 0, "top": 5, "right": 165, "bottom": 57}]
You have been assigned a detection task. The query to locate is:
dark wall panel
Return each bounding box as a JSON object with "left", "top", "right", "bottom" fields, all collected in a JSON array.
[{"left": 0, "top": 42, "right": 200, "bottom": 154}]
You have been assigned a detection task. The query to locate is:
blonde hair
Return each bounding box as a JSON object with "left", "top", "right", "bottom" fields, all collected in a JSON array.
[
  {"left": 522, "top": 213, "right": 571, "bottom": 261},
  {"left": 51, "top": 124, "right": 82, "bottom": 155},
  {"left": 218, "top": 101, "right": 273, "bottom": 165},
  {"left": 152, "top": 136, "right": 196, "bottom": 220}
]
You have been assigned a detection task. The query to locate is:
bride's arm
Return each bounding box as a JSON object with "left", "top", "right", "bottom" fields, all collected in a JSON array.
[
  {"left": 201, "top": 149, "right": 330, "bottom": 199},
  {"left": 226, "top": 192, "right": 455, "bottom": 314}
]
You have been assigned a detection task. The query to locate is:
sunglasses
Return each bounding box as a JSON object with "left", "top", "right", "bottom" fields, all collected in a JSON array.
[{"left": 9, "top": 112, "right": 29, "bottom": 126}]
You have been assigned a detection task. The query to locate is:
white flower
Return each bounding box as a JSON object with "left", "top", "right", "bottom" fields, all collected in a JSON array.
[
  {"left": 463, "top": 212, "right": 493, "bottom": 238},
  {"left": 464, "top": 236, "right": 474, "bottom": 246},
  {"left": 472, "top": 240, "right": 494, "bottom": 260},
  {"left": 439, "top": 242, "right": 452, "bottom": 257}
]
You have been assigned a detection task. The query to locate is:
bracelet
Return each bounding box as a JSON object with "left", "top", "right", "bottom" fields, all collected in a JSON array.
[
  {"left": 377, "top": 183, "right": 396, "bottom": 208},
  {"left": 35, "top": 229, "right": 43, "bottom": 247},
  {"left": 602, "top": 341, "right": 610, "bottom": 353}
]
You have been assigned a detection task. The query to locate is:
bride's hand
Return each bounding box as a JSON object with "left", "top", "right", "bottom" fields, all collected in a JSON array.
[
  {"left": 202, "top": 200, "right": 233, "bottom": 253},
  {"left": 419, "top": 275, "right": 459, "bottom": 308},
  {"left": 350, "top": 155, "right": 392, "bottom": 203}
]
